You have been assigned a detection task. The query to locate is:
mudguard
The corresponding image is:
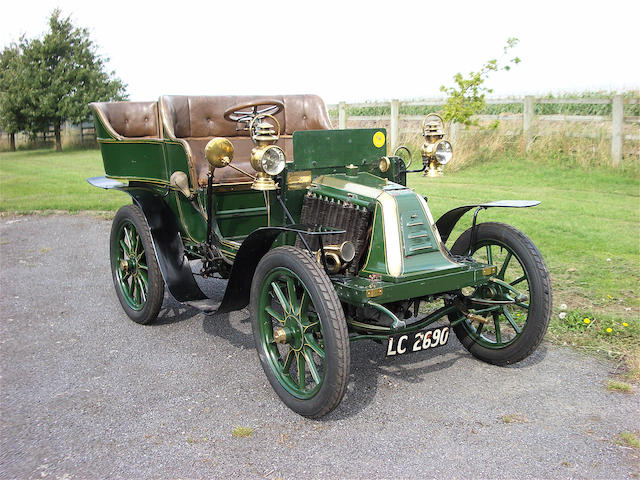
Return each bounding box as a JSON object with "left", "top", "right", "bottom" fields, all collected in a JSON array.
[
  {"left": 88, "top": 176, "right": 207, "bottom": 303},
  {"left": 435, "top": 200, "right": 540, "bottom": 244}
]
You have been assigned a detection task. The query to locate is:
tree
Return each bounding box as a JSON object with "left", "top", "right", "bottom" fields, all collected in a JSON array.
[
  {"left": 0, "top": 43, "right": 29, "bottom": 151},
  {"left": 19, "top": 9, "right": 127, "bottom": 151},
  {"left": 440, "top": 38, "right": 521, "bottom": 127}
]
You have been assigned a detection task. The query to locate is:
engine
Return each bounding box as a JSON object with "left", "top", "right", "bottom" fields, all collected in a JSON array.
[{"left": 296, "top": 192, "right": 372, "bottom": 275}]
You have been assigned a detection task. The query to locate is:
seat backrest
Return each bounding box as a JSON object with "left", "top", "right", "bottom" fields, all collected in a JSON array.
[
  {"left": 90, "top": 101, "right": 160, "bottom": 139},
  {"left": 160, "top": 94, "right": 331, "bottom": 139},
  {"left": 159, "top": 95, "right": 331, "bottom": 186}
]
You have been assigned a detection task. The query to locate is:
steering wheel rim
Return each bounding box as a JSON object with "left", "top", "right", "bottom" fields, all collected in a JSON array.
[{"left": 223, "top": 100, "right": 284, "bottom": 123}]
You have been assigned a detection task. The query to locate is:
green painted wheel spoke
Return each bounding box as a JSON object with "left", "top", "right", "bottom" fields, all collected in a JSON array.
[
  {"left": 303, "top": 320, "right": 320, "bottom": 333},
  {"left": 502, "top": 307, "right": 521, "bottom": 334},
  {"left": 132, "top": 278, "right": 139, "bottom": 304},
  {"left": 493, "top": 313, "right": 502, "bottom": 344},
  {"left": 139, "top": 271, "right": 148, "bottom": 288},
  {"left": 138, "top": 263, "right": 148, "bottom": 271},
  {"left": 137, "top": 276, "right": 147, "bottom": 303},
  {"left": 120, "top": 239, "right": 130, "bottom": 256},
  {"left": 265, "top": 306, "right": 285, "bottom": 324},
  {"left": 296, "top": 352, "right": 306, "bottom": 388},
  {"left": 486, "top": 245, "right": 493, "bottom": 265},
  {"left": 303, "top": 347, "right": 321, "bottom": 384},
  {"left": 511, "top": 275, "right": 527, "bottom": 286},
  {"left": 282, "top": 349, "right": 294, "bottom": 371},
  {"left": 304, "top": 334, "right": 325, "bottom": 359},
  {"left": 286, "top": 278, "right": 300, "bottom": 314},
  {"left": 516, "top": 301, "right": 529, "bottom": 310},
  {"left": 497, "top": 252, "right": 512, "bottom": 279},
  {"left": 475, "top": 322, "right": 484, "bottom": 336},
  {"left": 271, "top": 282, "right": 290, "bottom": 313},
  {"left": 299, "top": 291, "right": 309, "bottom": 316}
]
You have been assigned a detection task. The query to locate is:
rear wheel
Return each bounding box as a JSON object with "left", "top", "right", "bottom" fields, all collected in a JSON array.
[
  {"left": 449, "top": 222, "right": 552, "bottom": 365},
  {"left": 110, "top": 204, "right": 164, "bottom": 324},
  {"left": 251, "top": 246, "right": 350, "bottom": 418}
]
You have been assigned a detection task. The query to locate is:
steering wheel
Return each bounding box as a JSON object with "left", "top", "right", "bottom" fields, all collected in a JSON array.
[{"left": 223, "top": 100, "right": 284, "bottom": 124}]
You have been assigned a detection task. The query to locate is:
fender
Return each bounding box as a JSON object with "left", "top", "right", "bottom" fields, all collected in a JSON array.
[
  {"left": 213, "top": 224, "right": 345, "bottom": 314},
  {"left": 88, "top": 176, "right": 207, "bottom": 302},
  {"left": 435, "top": 200, "right": 540, "bottom": 244}
]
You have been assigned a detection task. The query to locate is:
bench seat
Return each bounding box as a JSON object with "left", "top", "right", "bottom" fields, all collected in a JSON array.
[{"left": 160, "top": 95, "right": 331, "bottom": 186}]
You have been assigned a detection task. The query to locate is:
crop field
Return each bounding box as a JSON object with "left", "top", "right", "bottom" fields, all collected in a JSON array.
[{"left": 0, "top": 147, "right": 638, "bottom": 374}]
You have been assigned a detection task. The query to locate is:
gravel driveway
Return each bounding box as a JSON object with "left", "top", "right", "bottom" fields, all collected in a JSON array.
[{"left": 1, "top": 214, "right": 638, "bottom": 479}]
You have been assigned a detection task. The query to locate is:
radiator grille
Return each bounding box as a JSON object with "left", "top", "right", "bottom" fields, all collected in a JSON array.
[{"left": 296, "top": 193, "right": 372, "bottom": 275}]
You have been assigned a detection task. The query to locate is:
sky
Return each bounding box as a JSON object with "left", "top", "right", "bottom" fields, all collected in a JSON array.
[{"left": 2, "top": 0, "right": 639, "bottom": 104}]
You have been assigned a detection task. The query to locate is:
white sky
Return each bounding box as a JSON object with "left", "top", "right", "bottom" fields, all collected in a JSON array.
[{"left": 2, "top": 0, "right": 639, "bottom": 104}]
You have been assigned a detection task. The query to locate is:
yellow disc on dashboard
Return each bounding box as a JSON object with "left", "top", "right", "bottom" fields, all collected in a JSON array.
[{"left": 373, "top": 131, "right": 385, "bottom": 148}]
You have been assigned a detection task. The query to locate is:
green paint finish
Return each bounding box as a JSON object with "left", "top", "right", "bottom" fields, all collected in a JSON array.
[
  {"left": 100, "top": 141, "right": 167, "bottom": 182},
  {"left": 292, "top": 129, "right": 387, "bottom": 171},
  {"left": 256, "top": 267, "right": 325, "bottom": 399},
  {"left": 112, "top": 219, "right": 149, "bottom": 310},
  {"left": 361, "top": 203, "right": 388, "bottom": 274},
  {"left": 333, "top": 260, "right": 491, "bottom": 306}
]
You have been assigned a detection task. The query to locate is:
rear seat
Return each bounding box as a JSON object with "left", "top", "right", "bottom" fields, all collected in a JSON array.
[
  {"left": 90, "top": 101, "right": 160, "bottom": 139},
  {"left": 159, "top": 95, "right": 331, "bottom": 187}
]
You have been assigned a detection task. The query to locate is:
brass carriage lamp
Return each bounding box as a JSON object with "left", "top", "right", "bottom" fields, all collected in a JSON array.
[
  {"left": 421, "top": 114, "right": 453, "bottom": 177},
  {"left": 249, "top": 115, "right": 286, "bottom": 191}
]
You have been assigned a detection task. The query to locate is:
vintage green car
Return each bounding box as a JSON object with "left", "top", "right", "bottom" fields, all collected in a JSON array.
[{"left": 88, "top": 95, "right": 552, "bottom": 417}]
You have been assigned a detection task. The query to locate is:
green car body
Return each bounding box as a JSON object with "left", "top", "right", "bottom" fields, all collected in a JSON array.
[{"left": 89, "top": 96, "right": 552, "bottom": 417}]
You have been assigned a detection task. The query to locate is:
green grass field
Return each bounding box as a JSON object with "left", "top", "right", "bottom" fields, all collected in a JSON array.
[
  {"left": 1, "top": 148, "right": 638, "bottom": 372},
  {"left": 0, "top": 149, "right": 129, "bottom": 212}
]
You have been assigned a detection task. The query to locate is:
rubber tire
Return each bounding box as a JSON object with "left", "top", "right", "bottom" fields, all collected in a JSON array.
[
  {"left": 250, "top": 246, "right": 350, "bottom": 418},
  {"left": 110, "top": 204, "right": 165, "bottom": 325},
  {"left": 449, "top": 222, "right": 552, "bottom": 365}
]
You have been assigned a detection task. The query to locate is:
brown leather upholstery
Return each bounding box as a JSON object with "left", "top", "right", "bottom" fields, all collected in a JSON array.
[
  {"left": 91, "top": 101, "right": 160, "bottom": 138},
  {"left": 160, "top": 95, "right": 331, "bottom": 186}
]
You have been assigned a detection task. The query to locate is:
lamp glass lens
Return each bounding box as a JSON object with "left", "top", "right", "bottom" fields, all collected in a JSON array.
[
  {"left": 262, "top": 147, "right": 286, "bottom": 175},
  {"left": 435, "top": 141, "right": 453, "bottom": 165}
]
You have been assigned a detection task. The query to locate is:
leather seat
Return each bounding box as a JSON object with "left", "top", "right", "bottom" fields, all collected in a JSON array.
[
  {"left": 90, "top": 101, "right": 160, "bottom": 139},
  {"left": 160, "top": 95, "right": 331, "bottom": 187}
]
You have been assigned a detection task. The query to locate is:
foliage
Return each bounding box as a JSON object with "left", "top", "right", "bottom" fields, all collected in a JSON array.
[
  {"left": 439, "top": 38, "right": 521, "bottom": 126},
  {"left": 327, "top": 90, "right": 640, "bottom": 118},
  {"left": 0, "top": 43, "right": 29, "bottom": 141},
  {"left": 3, "top": 9, "right": 127, "bottom": 151}
]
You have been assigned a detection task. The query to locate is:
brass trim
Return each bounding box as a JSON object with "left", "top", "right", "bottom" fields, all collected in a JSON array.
[
  {"left": 482, "top": 266, "right": 498, "bottom": 276},
  {"left": 378, "top": 156, "right": 391, "bottom": 173},
  {"left": 105, "top": 175, "right": 169, "bottom": 186},
  {"left": 287, "top": 170, "right": 312, "bottom": 190},
  {"left": 366, "top": 288, "right": 383, "bottom": 298}
]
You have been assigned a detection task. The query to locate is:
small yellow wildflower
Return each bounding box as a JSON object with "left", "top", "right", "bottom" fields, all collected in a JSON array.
[
  {"left": 583, "top": 318, "right": 591, "bottom": 324},
  {"left": 606, "top": 327, "right": 613, "bottom": 333},
  {"left": 622, "top": 322, "right": 629, "bottom": 327},
  {"left": 607, "top": 295, "right": 612, "bottom": 299}
]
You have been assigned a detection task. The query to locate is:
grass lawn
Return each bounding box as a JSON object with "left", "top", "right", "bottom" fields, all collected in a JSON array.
[
  {"left": 0, "top": 149, "right": 128, "bottom": 212},
  {"left": 1, "top": 148, "right": 638, "bottom": 372}
]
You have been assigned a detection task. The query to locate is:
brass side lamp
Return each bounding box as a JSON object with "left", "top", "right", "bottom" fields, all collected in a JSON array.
[{"left": 421, "top": 114, "right": 453, "bottom": 177}]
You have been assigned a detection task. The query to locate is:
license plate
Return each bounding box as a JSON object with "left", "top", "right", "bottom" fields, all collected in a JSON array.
[{"left": 386, "top": 326, "right": 450, "bottom": 357}]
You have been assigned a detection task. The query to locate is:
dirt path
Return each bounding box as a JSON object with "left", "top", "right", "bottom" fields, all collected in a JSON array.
[{"left": 1, "top": 215, "right": 638, "bottom": 479}]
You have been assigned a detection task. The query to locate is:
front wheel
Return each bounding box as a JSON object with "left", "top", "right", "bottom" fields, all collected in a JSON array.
[
  {"left": 250, "top": 246, "right": 350, "bottom": 418},
  {"left": 110, "top": 204, "right": 165, "bottom": 324},
  {"left": 449, "top": 222, "right": 552, "bottom": 365}
]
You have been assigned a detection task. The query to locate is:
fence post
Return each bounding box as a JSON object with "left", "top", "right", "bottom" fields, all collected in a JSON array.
[
  {"left": 338, "top": 102, "right": 347, "bottom": 129},
  {"left": 611, "top": 95, "right": 623, "bottom": 166},
  {"left": 390, "top": 99, "right": 399, "bottom": 152},
  {"left": 523, "top": 95, "right": 535, "bottom": 151}
]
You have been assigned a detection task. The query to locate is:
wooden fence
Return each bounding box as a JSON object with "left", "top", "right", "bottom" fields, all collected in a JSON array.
[{"left": 328, "top": 95, "right": 640, "bottom": 166}]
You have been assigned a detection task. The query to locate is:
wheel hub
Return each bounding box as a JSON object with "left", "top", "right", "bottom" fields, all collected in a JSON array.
[{"left": 275, "top": 315, "right": 303, "bottom": 351}]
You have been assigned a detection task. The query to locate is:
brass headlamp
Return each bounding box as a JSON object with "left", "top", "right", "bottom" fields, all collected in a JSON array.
[
  {"left": 249, "top": 115, "right": 286, "bottom": 191},
  {"left": 421, "top": 114, "right": 453, "bottom": 177}
]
